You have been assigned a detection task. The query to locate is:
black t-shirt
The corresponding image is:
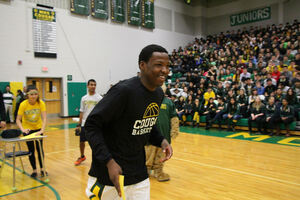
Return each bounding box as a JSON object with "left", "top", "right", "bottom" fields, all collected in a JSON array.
[{"left": 85, "top": 76, "right": 165, "bottom": 186}]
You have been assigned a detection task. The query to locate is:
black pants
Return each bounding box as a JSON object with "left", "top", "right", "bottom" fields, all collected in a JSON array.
[
  {"left": 211, "top": 111, "right": 224, "bottom": 126},
  {"left": 248, "top": 116, "right": 265, "bottom": 132},
  {"left": 265, "top": 116, "right": 279, "bottom": 132},
  {"left": 206, "top": 112, "right": 216, "bottom": 127},
  {"left": 278, "top": 117, "right": 294, "bottom": 129},
  {"left": 239, "top": 105, "right": 248, "bottom": 117},
  {"left": 26, "top": 129, "right": 44, "bottom": 170}
]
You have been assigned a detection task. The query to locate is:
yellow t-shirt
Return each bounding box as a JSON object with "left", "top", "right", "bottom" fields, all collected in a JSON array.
[
  {"left": 204, "top": 91, "right": 216, "bottom": 105},
  {"left": 18, "top": 100, "right": 46, "bottom": 130}
]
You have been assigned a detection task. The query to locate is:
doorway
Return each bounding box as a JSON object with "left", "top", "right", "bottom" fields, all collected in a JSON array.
[{"left": 26, "top": 77, "right": 62, "bottom": 116}]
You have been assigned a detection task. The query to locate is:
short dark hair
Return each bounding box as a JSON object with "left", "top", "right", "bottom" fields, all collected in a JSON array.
[
  {"left": 138, "top": 44, "right": 168, "bottom": 64},
  {"left": 87, "top": 79, "right": 96, "bottom": 85}
]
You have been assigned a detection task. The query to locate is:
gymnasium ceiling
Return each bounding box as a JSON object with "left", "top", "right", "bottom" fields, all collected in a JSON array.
[{"left": 179, "top": 0, "right": 238, "bottom": 7}]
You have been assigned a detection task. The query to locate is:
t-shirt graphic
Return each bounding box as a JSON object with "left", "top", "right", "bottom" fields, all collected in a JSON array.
[{"left": 132, "top": 102, "right": 159, "bottom": 135}]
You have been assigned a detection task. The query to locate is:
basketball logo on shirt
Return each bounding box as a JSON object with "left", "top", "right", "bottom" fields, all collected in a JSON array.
[
  {"left": 143, "top": 103, "right": 159, "bottom": 118},
  {"left": 132, "top": 103, "right": 160, "bottom": 136}
]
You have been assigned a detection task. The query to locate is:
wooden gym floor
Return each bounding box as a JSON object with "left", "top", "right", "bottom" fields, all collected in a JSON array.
[{"left": 0, "top": 118, "right": 299, "bottom": 200}]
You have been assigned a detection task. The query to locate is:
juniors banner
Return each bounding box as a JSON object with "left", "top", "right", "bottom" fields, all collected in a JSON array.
[
  {"left": 230, "top": 7, "right": 271, "bottom": 26},
  {"left": 141, "top": 0, "right": 154, "bottom": 29},
  {"left": 111, "top": 0, "right": 125, "bottom": 23},
  {"left": 91, "top": 0, "right": 108, "bottom": 19},
  {"left": 127, "top": 0, "right": 141, "bottom": 26}
]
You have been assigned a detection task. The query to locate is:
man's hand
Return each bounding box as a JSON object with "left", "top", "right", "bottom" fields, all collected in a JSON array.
[
  {"left": 160, "top": 139, "right": 173, "bottom": 163},
  {"left": 0, "top": 121, "right": 6, "bottom": 128},
  {"left": 266, "top": 117, "right": 271, "bottom": 122},
  {"left": 106, "top": 159, "right": 122, "bottom": 197}
]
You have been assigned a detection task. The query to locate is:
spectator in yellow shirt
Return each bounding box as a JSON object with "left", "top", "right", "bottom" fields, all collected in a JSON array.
[
  {"left": 204, "top": 87, "right": 216, "bottom": 105},
  {"left": 16, "top": 85, "right": 47, "bottom": 178}
]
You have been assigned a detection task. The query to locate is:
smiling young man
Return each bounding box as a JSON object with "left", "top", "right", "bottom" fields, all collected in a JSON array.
[{"left": 85, "top": 44, "right": 173, "bottom": 200}]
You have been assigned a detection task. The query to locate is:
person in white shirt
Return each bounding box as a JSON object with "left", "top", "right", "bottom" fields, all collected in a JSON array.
[
  {"left": 74, "top": 79, "right": 102, "bottom": 166},
  {"left": 3, "top": 85, "right": 15, "bottom": 123},
  {"left": 170, "top": 87, "right": 183, "bottom": 98},
  {"left": 240, "top": 68, "right": 251, "bottom": 82}
]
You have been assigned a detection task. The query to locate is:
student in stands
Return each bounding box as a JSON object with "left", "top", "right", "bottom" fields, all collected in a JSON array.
[
  {"left": 254, "top": 81, "right": 265, "bottom": 95},
  {"left": 236, "top": 88, "right": 248, "bottom": 117},
  {"left": 243, "top": 78, "right": 254, "bottom": 96},
  {"left": 192, "top": 98, "right": 202, "bottom": 127},
  {"left": 223, "top": 98, "right": 241, "bottom": 131},
  {"left": 225, "top": 89, "right": 235, "bottom": 103},
  {"left": 264, "top": 78, "right": 277, "bottom": 95},
  {"left": 285, "top": 88, "right": 298, "bottom": 106},
  {"left": 264, "top": 96, "right": 279, "bottom": 136},
  {"left": 248, "top": 88, "right": 264, "bottom": 106},
  {"left": 277, "top": 98, "right": 295, "bottom": 136},
  {"left": 16, "top": 85, "right": 47, "bottom": 177},
  {"left": 215, "top": 82, "right": 224, "bottom": 98},
  {"left": 203, "top": 98, "right": 217, "bottom": 130},
  {"left": 248, "top": 96, "right": 266, "bottom": 134},
  {"left": 210, "top": 97, "right": 226, "bottom": 131},
  {"left": 182, "top": 95, "right": 193, "bottom": 126},
  {"left": 203, "top": 87, "right": 215, "bottom": 105},
  {"left": 175, "top": 96, "right": 185, "bottom": 125}
]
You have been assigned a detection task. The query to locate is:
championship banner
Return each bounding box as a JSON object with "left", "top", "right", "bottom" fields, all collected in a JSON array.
[
  {"left": 127, "top": 0, "right": 141, "bottom": 26},
  {"left": 91, "top": 0, "right": 108, "bottom": 19},
  {"left": 111, "top": 0, "right": 125, "bottom": 23},
  {"left": 32, "top": 8, "right": 57, "bottom": 58},
  {"left": 230, "top": 7, "right": 271, "bottom": 26},
  {"left": 70, "top": 0, "right": 90, "bottom": 16},
  {"left": 141, "top": 0, "right": 154, "bottom": 29}
]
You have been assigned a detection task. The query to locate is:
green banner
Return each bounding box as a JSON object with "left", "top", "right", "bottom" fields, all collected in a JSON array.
[
  {"left": 142, "top": 0, "right": 154, "bottom": 29},
  {"left": 91, "top": 0, "right": 108, "bottom": 19},
  {"left": 230, "top": 7, "right": 271, "bottom": 26},
  {"left": 111, "top": 0, "right": 125, "bottom": 23},
  {"left": 70, "top": 0, "right": 90, "bottom": 16},
  {"left": 127, "top": 0, "right": 141, "bottom": 26}
]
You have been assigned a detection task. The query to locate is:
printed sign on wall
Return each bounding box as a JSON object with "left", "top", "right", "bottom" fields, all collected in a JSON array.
[
  {"left": 32, "top": 8, "right": 57, "bottom": 58},
  {"left": 230, "top": 7, "right": 271, "bottom": 26}
]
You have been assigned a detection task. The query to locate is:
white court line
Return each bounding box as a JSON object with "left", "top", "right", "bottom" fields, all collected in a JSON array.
[{"left": 173, "top": 157, "right": 300, "bottom": 187}]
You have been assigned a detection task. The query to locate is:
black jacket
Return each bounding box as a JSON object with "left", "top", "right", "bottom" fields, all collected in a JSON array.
[
  {"left": 265, "top": 103, "right": 278, "bottom": 118},
  {"left": 85, "top": 77, "right": 164, "bottom": 186},
  {"left": 279, "top": 105, "right": 294, "bottom": 118},
  {"left": 250, "top": 104, "right": 266, "bottom": 115},
  {"left": 226, "top": 103, "right": 240, "bottom": 115}
]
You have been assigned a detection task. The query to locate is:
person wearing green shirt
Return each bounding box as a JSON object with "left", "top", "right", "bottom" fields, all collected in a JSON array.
[{"left": 145, "top": 85, "right": 179, "bottom": 182}]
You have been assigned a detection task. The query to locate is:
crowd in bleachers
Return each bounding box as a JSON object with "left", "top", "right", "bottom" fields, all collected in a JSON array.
[{"left": 166, "top": 19, "right": 300, "bottom": 137}]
